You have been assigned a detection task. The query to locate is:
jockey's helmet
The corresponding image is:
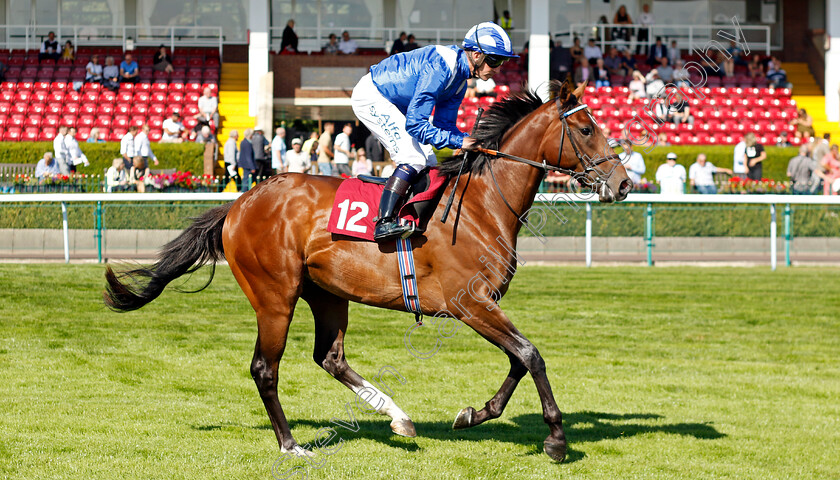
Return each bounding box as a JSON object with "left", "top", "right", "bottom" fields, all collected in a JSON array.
[{"left": 462, "top": 22, "right": 519, "bottom": 60}]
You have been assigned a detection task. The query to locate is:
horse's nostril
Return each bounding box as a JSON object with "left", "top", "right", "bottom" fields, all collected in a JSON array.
[{"left": 619, "top": 179, "right": 632, "bottom": 196}]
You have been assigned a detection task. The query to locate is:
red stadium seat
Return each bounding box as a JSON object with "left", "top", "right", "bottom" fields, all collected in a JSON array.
[
  {"left": 113, "top": 116, "right": 129, "bottom": 129},
  {"left": 151, "top": 82, "right": 168, "bottom": 93},
  {"left": 110, "top": 128, "right": 128, "bottom": 142},
  {"left": 133, "top": 92, "right": 150, "bottom": 104},
  {"left": 129, "top": 116, "right": 145, "bottom": 128},
  {"left": 31, "top": 90, "right": 49, "bottom": 103},
  {"left": 130, "top": 104, "right": 149, "bottom": 116},
  {"left": 114, "top": 103, "right": 130, "bottom": 115},
  {"left": 135, "top": 82, "right": 151, "bottom": 93},
  {"left": 22, "top": 129, "right": 39, "bottom": 141},
  {"left": 147, "top": 116, "right": 164, "bottom": 129},
  {"left": 99, "top": 90, "right": 116, "bottom": 103},
  {"left": 185, "top": 82, "right": 202, "bottom": 93},
  {"left": 201, "top": 83, "right": 218, "bottom": 95},
  {"left": 65, "top": 90, "right": 81, "bottom": 103},
  {"left": 50, "top": 81, "right": 68, "bottom": 92},
  {"left": 39, "top": 128, "right": 57, "bottom": 141},
  {"left": 63, "top": 104, "right": 80, "bottom": 115},
  {"left": 11, "top": 103, "right": 26, "bottom": 115},
  {"left": 148, "top": 103, "right": 165, "bottom": 116},
  {"left": 1, "top": 81, "right": 16, "bottom": 91},
  {"left": 76, "top": 127, "right": 91, "bottom": 141},
  {"left": 77, "top": 115, "right": 95, "bottom": 128},
  {"left": 81, "top": 91, "right": 98, "bottom": 103},
  {"left": 83, "top": 82, "right": 102, "bottom": 92},
  {"left": 14, "top": 91, "right": 31, "bottom": 104},
  {"left": 60, "top": 115, "right": 76, "bottom": 127},
  {"left": 5, "top": 127, "right": 22, "bottom": 141},
  {"left": 183, "top": 117, "right": 198, "bottom": 129},
  {"left": 181, "top": 104, "right": 199, "bottom": 117},
  {"left": 119, "top": 82, "right": 135, "bottom": 93},
  {"left": 96, "top": 104, "right": 115, "bottom": 116},
  {"left": 94, "top": 116, "right": 112, "bottom": 129},
  {"left": 168, "top": 82, "right": 185, "bottom": 93},
  {"left": 148, "top": 129, "right": 162, "bottom": 142},
  {"left": 79, "top": 103, "right": 96, "bottom": 115},
  {"left": 150, "top": 91, "right": 166, "bottom": 103},
  {"left": 43, "top": 115, "right": 60, "bottom": 127},
  {"left": 23, "top": 115, "right": 41, "bottom": 128},
  {"left": 166, "top": 92, "right": 184, "bottom": 104},
  {"left": 0, "top": 103, "right": 10, "bottom": 115},
  {"left": 28, "top": 103, "right": 46, "bottom": 115},
  {"left": 164, "top": 104, "right": 182, "bottom": 116}
]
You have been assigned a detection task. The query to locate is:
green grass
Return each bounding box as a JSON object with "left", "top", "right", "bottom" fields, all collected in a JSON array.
[{"left": 0, "top": 265, "right": 838, "bottom": 479}]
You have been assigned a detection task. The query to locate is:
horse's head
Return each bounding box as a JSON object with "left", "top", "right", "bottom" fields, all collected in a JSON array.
[{"left": 541, "top": 80, "right": 632, "bottom": 202}]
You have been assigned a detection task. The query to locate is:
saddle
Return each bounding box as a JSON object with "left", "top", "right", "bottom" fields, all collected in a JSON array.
[{"left": 327, "top": 168, "right": 448, "bottom": 241}]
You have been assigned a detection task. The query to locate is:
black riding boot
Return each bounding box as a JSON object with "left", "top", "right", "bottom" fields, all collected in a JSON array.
[{"left": 374, "top": 169, "right": 417, "bottom": 242}]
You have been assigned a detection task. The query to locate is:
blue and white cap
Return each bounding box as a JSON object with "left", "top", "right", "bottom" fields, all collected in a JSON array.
[{"left": 462, "top": 22, "right": 519, "bottom": 58}]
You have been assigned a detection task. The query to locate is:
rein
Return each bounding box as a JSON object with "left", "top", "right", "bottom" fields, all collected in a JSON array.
[{"left": 480, "top": 97, "right": 623, "bottom": 219}]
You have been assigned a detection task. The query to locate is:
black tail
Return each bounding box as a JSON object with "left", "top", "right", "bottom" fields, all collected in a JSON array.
[{"left": 103, "top": 203, "right": 233, "bottom": 312}]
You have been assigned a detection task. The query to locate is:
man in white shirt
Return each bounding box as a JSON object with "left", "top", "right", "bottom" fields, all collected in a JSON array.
[
  {"left": 35, "top": 152, "right": 61, "bottom": 179},
  {"left": 583, "top": 38, "right": 602, "bottom": 62},
  {"left": 134, "top": 124, "right": 159, "bottom": 168},
  {"left": 53, "top": 126, "right": 70, "bottom": 175},
  {"left": 732, "top": 138, "right": 747, "bottom": 179},
  {"left": 655, "top": 152, "right": 686, "bottom": 195},
  {"left": 63, "top": 127, "right": 89, "bottom": 172},
  {"left": 619, "top": 142, "right": 646, "bottom": 185},
  {"left": 285, "top": 138, "right": 311, "bottom": 173},
  {"left": 689, "top": 153, "right": 732, "bottom": 194},
  {"left": 196, "top": 87, "right": 220, "bottom": 129},
  {"left": 119, "top": 125, "right": 138, "bottom": 169},
  {"left": 332, "top": 123, "right": 354, "bottom": 177},
  {"left": 338, "top": 31, "right": 358, "bottom": 55},
  {"left": 271, "top": 127, "right": 287, "bottom": 174},
  {"left": 161, "top": 112, "right": 185, "bottom": 143}
]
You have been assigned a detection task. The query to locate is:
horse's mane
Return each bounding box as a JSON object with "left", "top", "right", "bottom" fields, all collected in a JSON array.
[{"left": 438, "top": 80, "right": 571, "bottom": 176}]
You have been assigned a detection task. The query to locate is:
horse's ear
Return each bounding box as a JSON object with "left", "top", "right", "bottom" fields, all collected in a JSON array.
[{"left": 573, "top": 81, "right": 587, "bottom": 101}]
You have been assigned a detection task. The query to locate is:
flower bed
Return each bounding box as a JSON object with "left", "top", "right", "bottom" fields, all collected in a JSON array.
[
  {"left": 3, "top": 171, "right": 223, "bottom": 194},
  {"left": 718, "top": 177, "right": 790, "bottom": 194}
]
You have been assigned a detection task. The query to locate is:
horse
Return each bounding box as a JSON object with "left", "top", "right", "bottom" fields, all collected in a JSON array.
[{"left": 103, "top": 79, "right": 632, "bottom": 463}]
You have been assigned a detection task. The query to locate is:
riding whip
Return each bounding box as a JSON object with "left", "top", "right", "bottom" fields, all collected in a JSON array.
[{"left": 441, "top": 107, "right": 483, "bottom": 224}]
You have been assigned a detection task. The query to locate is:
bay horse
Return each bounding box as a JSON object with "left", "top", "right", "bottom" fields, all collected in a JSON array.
[{"left": 104, "top": 80, "right": 631, "bottom": 462}]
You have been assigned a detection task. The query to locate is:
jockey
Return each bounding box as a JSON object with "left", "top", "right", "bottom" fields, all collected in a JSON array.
[{"left": 351, "top": 22, "right": 518, "bottom": 242}]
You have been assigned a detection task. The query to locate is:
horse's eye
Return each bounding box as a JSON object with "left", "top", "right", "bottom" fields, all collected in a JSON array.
[{"left": 580, "top": 127, "right": 592, "bottom": 136}]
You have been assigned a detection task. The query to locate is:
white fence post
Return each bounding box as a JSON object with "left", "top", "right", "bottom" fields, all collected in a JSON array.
[
  {"left": 61, "top": 201, "right": 69, "bottom": 264},
  {"left": 770, "top": 204, "right": 777, "bottom": 271},
  {"left": 585, "top": 203, "right": 592, "bottom": 267}
]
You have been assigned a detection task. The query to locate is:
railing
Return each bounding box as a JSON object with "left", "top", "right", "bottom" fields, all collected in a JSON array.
[
  {"left": 270, "top": 26, "right": 530, "bottom": 54},
  {"left": 0, "top": 24, "right": 224, "bottom": 55},
  {"left": 567, "top": 23, "right": 771, "bottom": 56},
  {"left": 2, "top": 193, "right": 840, "bottom": 268}
]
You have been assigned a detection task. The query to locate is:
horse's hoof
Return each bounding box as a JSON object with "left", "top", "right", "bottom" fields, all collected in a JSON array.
[
  {"left": 452, "top": 407, "right": 476, "bottom": 430},
  {"left": 281, "top": 445, "right": 316, "bottom": 458},
  {"left": 390, "top": 418, "right": 417, "bottom": 437},
  {"left": 543, "top": 439, "right": 567, "bottom": 463}
]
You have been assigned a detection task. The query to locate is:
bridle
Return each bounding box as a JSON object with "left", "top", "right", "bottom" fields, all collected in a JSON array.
[{"left": 480, "top": 95, "right": 624, "bottom": 218}]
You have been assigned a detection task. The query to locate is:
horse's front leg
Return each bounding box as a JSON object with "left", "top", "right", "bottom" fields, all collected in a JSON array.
[{"left": 455, "top": 310, "right": 566, "bottom": 462}]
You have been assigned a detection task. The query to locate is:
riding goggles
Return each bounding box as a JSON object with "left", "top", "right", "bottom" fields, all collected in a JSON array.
[{"left": 484, "top": 55, "right": 508, "bottom": 68}]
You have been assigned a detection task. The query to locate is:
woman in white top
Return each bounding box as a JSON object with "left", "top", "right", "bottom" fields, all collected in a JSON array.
[
  {"left": 106, "top": 159, "right": 128, "bottom": 192},
  {"left": 628, "top": 70, "right": 647, "bottom": 101},
  {"left": 64, "top": 127, "right": 89, "bottom": 172},
  {"left": 351, "top": 148, "right": 373, "bottom": 176},
  {"left": 85, "top": 54, "right": 103, "bottom": 83}
]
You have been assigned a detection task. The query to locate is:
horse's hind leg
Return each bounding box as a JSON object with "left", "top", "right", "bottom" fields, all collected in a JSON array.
[{"left": 303, "top": 281, "right": 416, "bottom": 437}]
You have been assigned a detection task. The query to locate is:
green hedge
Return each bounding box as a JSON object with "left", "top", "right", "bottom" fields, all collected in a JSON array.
[
  {"left": 436, "top": 145, "right": 800, "bottom": 181},
  {"left": 0, "top": 142, "right": 206, "bottom": 173}
]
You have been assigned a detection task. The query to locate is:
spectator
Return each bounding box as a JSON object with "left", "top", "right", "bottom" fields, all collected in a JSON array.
[
  {"left": 280, "top": 19, "right": 299, "bottom": 53},
  {"left": 611, "top": 5, "right": 633, "bottom": 44},
  {"left": 767, "top": 60, "right": 790, "bottom": 88},
  {"left": 619, "top": 142, "right": 646, "bottom": 185},
  {"left": 820, "top": 144, "right": 840, "bottom": 195},
  {"left": 667, "top": 40, "right": 680, "bottom": 67},
  {"left": 812, "top": 133, "right": 831, "bottom": 164},
  {"left": 404, "top": 34, "right": 420, "bottom": 51},
  {"left": 61, "top": 41, "right": 75, "bottom": 61},
  {"left": 318, "top": 122, "right": 335, "bottom": 176},
  {"left": 161, "top": 112, "right": 185, "bottom": 143},
  {"left": 636, "top": 4, "right": 654, "bottom": 55},
  {"left": 570, "top": 37, "right": 584, "bottom": 63},
  {"left": 672, "top": 59, "right": 690, "bottom": 87},
  {"left": 271, "top": 127, "right": 287, "bottom": 174},
  {"left": 390, "top": 32, "right": 407, "bottom": 55},
  {"left": 119, "top": 53, "right": 139, "bottom": 84},
  {"left": 153, "top": 45, "right": 174, "bottom": 73},
  {"left": 129, "top": 156, "right": 150, "bottom": 193},
  {"left": 0, "top": 60, "right": 6, "bottom": 82},
  {"left": 583, "top": 38, "right": 602, "bottom": 62},
  {"left": 120, "top": 125, "right": 139, "bottom": 169},
  {"left": 53, "top": 126, "right": 70, "bottom": 175},
  {"left": 252, "top": 126, "right": 271, "bottom": 180},
  {"left": 549, "top": 39, "right": 573, "bottom": 82},
  {"left": 727, "top": 40, "right": 747, "bottom": 67},
  {"left": 333, "top": 123, "right": 354, "bottom": 177},
  {"left": 352, "top": 148, "right": 373, "bottom": 176},
  {"left": 301, "top": 131, "right": 319, "bottom": 172},
  {"left": 573, "top": 61, "right": 592, "bottom": 87},
  {"left": 647, "top": 37, "right": 667, "bottom": 66},
  {"left": 628, "top": 70, "right": 646, "bottom": 100},
  {"left": 105, "top": 158, "right": 129, "bottom": 192},
  {"left": 776, "top": 131, "right": 792, "bottom": 147},
  {"left": 85, "top": 54, "right": 103, "bottom": 84},
  {"left": 286, "top": 138, "right": 311, "bottom": 174},
  {"left": 670, "top": 101, "right": 693, "bottom": 125},
  {"left": 743, "top": 132, "right": 766, "bottom": 181},
  {"left": 790, "top": 108, "right": 815, "bottom": 139},
  {"left": 604, "top": 47, "right": 625, "bottom": 77},
  {"left": 87, "top": 127, "right": 105, "bottom": 143},
  {"left": 733, "top": 136, "right": 748, "bottom": 179},
  {"left": 103, "top": 56, "right": 120, "bottom": 91},
  {"left": 134, "top": 124, "right": 159, "bottom": 168},
  {"left": 657, "top": 132, "right": 670, "bottom": 146},
  {"left": 224, "top": 130, "right": 239, "bottom": 185},
  {"left": 720, "top": 48, "right": 735, "bottom": 77},
  {"left": 196, "top": 87, "right": 220, "bottom": 129},
  {"left": 657, "top": 57, "right": 674, "bottom": 83},
  {"left": 594, "top": 58, "right": 610, "bottom": 87},
  {"left": 323, "top": 34, "right": 339, "bottom": 55},
  {"left": 365, "top": 132, "right": 384, "bottom": 165},
  {"left": 239, "top": 128, "right": 256, "bottom": 191},
  {"left": 499, "top": 10, "right": 514, "bottom": 32},
  {"left": 379, "top": 158, "right": 397, "bottom": 178},
  {"left": 476, "top": 77, "right": 497, "bottom": 96},
  {"left": 645, "top": 69, "right": 665, "bottom": 98},
  {"left": 748, "top": 55, "right": 764, "bottom": 79},
  {"left": 655, "top": 152, "right": 686, "bottom": 194},
  {"left": 787, "top": 145, "right": 817, "bottom": 194},
  {"left": 39, "top": 32, "right": 61, "bottom": 62},
  {"left": 689, "top": 153, "right": 732, "bottom": 194},
  {"left": 338, "top": 31, "right": 358, "bottom": 55},
  {"left": 64, "top": 127, "right": 89, "bottom": 172},
  {"left": 35, "top": 152, "right": 61, "bottom": 179}
]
